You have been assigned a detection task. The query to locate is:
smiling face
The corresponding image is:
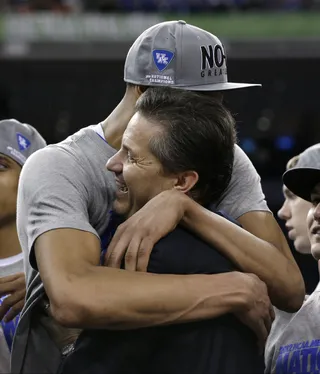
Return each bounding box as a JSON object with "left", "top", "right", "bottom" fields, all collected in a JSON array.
[
  {"left": 307, "top": 182, "right": 320, "bottom": 260},
  {"left": 107, "top": 87, "right": 236, "bottom": 217},
  {"left": 0, "top": 153, "right": 21, "bottom": 227},
  {"left": 106, "top": 113, "right": 181, "bottom": 218},
  {"left": 278, "top": 185, "right": 312, "bottom": 254}
]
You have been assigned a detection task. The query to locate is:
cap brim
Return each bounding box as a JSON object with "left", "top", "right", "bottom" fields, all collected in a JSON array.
[
  {"left": 176, "top": 82, "right": 261, "bottom": 92},
  {"left": 283, "top": 168, "right": 320, "bottom": 202}
]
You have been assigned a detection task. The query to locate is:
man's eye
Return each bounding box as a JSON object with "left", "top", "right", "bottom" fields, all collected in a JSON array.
[{"left": 128, "top": 154, "right": 135, "bottom": 163}]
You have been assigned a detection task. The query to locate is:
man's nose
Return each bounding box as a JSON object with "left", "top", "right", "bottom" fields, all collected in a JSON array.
[
  {"left": 277, "top": 200, "right": 291, "bottom": 221},
  {"left": 313, "top": 202, "right": 320, "bottom": 222},
  {"left": 106, "top": 152, "right": 123, "bottom": 174}
]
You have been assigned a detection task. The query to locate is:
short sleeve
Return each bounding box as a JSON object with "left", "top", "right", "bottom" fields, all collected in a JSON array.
[
  {"left": 216, "top": 144, "right": 270, "bottom": 219},
  {"left": 16, "top": 146, "right": 99, "bottom": 269}
]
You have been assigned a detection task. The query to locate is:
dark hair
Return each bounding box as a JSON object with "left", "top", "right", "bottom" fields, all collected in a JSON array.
[{"left": 135, "top": 87, "right": 237, "bottom": 206}]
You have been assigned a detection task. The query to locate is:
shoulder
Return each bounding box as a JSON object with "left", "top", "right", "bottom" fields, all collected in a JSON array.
[
  {"left": 17, "top": 143, "right": 94, "bottom": 219},
  {"left": 233, "top": 144, "right": 259, "bottom": 176},
  {"left": 23, "top": 143, "right": 74, "bottom": 168},
  {"left": 19, "top": 147, "right": 69, "bottom": 192},
  {"left": 216, "top": 145, "right": 270, "bottom": 218},
  {"left": 20, "top": 144, "right": 87, "bottom": 187}
]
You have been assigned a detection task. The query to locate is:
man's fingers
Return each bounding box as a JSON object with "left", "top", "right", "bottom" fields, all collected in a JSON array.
[
  {"left": 0, "top": 276, "right": 25, "bottom": 297},
  {"left": 3, "top": 300, "right": 24, "bottom": 323},
  {"left": 0, "top": 283, "right": 14, "bottom": 298},
  {"left": 105, "top": 247, "right": 125, "bottom": 268},
  {"left": 0, "top": 273, "right": 23, "bottom": 284},
  {"left": 136, "top": 237, "right": 154, "bottom": 272},
  {"left": 105, "top": 232, "right": 131, "bottom": 268},
  {"left": 125, "top": 237, "right": 142, "bottom": 271},
  {"left": 0, "top": 289, "right": 26, "bottom": 321},
  {"left": 106, "top": 224, "right": 125, "bottom": 255}
]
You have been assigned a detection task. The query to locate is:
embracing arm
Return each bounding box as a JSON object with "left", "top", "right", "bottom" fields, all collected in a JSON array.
[
  {"left": 104, "top": 145, "right": 304, "bottom": 312},
  {"left": 182, "top": 197, "right": 304, "bottom": 312},
  {"left": 20, "top": 145, "right": 272, "bottom": 336},
  {"left": 35, "top": 228, "right": 266, "bottom": 330},
  {"left": 105, "top": 189, "right": 304, "bottom": 313}
]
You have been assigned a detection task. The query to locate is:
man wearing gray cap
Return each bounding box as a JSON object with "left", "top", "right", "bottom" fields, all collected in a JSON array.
[
  {"left": 12, "top": 21, "right": 302, "bottom": 373},
  {"left": 105, "top": 20, "right": 302, "bottom": 305},
  {"left": 0, "top": 119, "right": 46, "bottom": 373},
  {"left": 265, "top": 143, "right": 320, "bottom": 374}
]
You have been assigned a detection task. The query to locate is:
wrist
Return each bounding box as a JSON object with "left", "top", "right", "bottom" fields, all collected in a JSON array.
[
  {"left": 180, "top": 194, "right": 198, "bottom": 227},
  {"left": 162, "top": 189, "right": 190, "bottom": 222},
  {"left": 217, "top": 272, "right": 253, "bottom": 312},
  {"left": 228, "top": 272, "right": 258, "bottom": 313},
  {"left": 198, "top": 272, "right": 253, "bottom": 313}
]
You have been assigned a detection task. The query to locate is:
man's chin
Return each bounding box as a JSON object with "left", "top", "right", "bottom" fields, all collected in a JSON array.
[
  {"left": 113, "top": 200, "right": 129, "bottom": 217},
  {"left": 112, "top": 198, "right": 140, "bottom": 220},
  {"left": 294, "top": 238, "right": 311, "bottom": 255}
]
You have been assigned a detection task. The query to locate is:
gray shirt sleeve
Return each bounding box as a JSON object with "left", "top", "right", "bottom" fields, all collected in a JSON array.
[
  {"left": 216, "top": 144, "right": 270, "bottom": 219},
  {"left": 17, "top": 146, "right": 99, "bottom": 266}
]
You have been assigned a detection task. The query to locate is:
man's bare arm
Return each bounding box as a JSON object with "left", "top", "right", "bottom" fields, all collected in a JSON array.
[
  {"left": 35, "top": 228, "right": 271, "bottom": 335},
  {"left": 182, "top": 198, "right": 305, "bottom": 312},
  {"left": 105, "top": 190, "right": 304, "bottom": 313}
]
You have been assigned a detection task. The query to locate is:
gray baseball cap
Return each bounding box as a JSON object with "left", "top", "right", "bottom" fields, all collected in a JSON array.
[
  {"left": 283, "top": 143, "right": 320, "bottom": 202},
  {"left": 0, "top": 118, "right": 46, "bottom": 166},
  {"left": 124, "top": 20, "right": 261, "bottom": 91}
]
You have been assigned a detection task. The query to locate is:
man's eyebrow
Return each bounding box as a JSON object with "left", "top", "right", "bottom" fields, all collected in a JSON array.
[{"left": 122, "top": 142, "right": 137, "bottom": 155}]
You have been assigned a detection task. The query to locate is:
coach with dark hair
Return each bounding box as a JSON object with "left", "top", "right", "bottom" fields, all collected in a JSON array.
[{"left": 60, "top": 87, "right": 265, "bottom": 374}]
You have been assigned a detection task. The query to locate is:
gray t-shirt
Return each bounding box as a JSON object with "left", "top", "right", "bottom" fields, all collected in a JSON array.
[
  {"left": 217, "top": 144, "right": 269, "bottom": 218},
  {"left": 265, "top": 282, "right": 320, "bottom": 374},
  {"left": 12, "top": 125, "right": 269, "bottom": 373},
  {"left": 12, "top": 125, "right": 116, "bottom": 374},
  {"left": 0, "top": 253, "right": 24, "bottom": 374}
]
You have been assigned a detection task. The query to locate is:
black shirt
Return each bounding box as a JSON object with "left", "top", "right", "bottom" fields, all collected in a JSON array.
[{"left": 60, "top": 216, "right": 264, "bottom": 374}]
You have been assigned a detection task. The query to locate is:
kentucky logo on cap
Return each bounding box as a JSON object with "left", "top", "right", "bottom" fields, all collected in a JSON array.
[
  {"left": 16, "top": 133, "right": 31, "bottom": 151},
  {"left": 152, "top": 50, "right": 174, "bottom": 72}
]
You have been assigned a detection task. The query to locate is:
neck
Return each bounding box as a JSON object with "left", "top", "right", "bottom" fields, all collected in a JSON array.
[
  {"left": 0, "top": 221, "right": 21, "bottom": 260},
  {"left": 101, "top": 87, "right": 139, "bottom": 150}
]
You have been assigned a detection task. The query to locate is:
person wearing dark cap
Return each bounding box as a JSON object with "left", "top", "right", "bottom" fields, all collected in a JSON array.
[
  {"left": 265, "top": 143, "right": 320, "bottom": 374},
  {"left": 0, "top": 119, "right": 46, "bottom": 374},
  {"left": 13, "top": 21, "right": 302, "bottom": 373},
  {"left": 278, "top": 154, "right": 312, "bottom": 255}
]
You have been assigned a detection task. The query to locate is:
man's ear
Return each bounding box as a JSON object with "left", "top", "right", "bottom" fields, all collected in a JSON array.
[
  {"left": 173, "top": 171, "right": 199, "bottom": 194},
  {"left": 135, "top": 85, "right": 148, "bottom": 97}
]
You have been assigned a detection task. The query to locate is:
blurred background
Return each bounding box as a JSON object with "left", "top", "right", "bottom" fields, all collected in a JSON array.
[{"left": 0, "top": 0, "right": 319, "bottom": 292}]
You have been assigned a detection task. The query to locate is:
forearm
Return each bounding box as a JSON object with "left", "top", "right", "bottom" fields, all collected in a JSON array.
[
  {"left": 54, "top": 268, "right": 246, "bottom": 330},
  {"left": 182, "top": 199, "right": 304, "bottom": 312}
]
